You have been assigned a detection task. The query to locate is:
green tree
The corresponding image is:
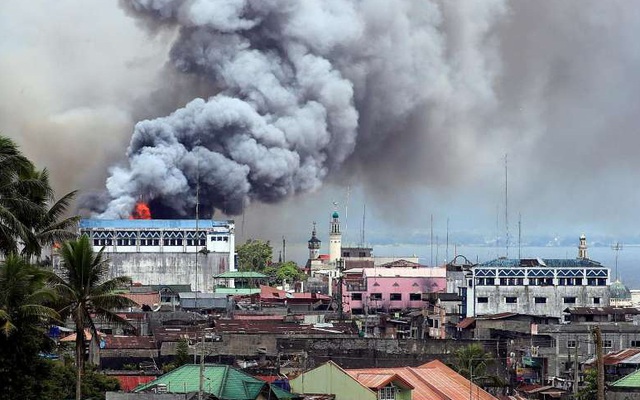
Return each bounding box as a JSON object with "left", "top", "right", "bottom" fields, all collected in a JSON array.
[
  {"left": 174, "top": 338, "right": 191, "bottom": 366},
  {"left": 17, "top": 167, "right": 79, "bottom": 259},
  {"left": 38, "top": 361, "right": 120, "bottom": 400},
  {"left": 236, "top": 239, "right": 273, "bottom": 271},
  {"left": 577, "top": 368, "right": 597, "bottom": 400},
  {"left": 451, "top": 343, "right": 492, "bottom": 380},
  {"left": 0, "top": 255, "right": 59, "bottom": 399},
  {"left": 52, "top": 235, "right": 136, "bottom": 400},
  {"left": 0, "top": 136, "right": 46, "bottom": 255}
]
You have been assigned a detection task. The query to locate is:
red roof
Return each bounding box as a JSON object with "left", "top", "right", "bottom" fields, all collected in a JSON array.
[
  {"left": 456, "top": 317, "right": 476, "bottom": 329},
  {"left": 347, "top": 360, "right": 497, "bottom": 400},
  {"left": 259, "top": 285, "right": 331, "bottom": 303},
  {"left": 122, "top": 292, "right": 160, "bottom": 307},
  {"left": 113, "top": 375, "right": 156, "bottom": 392},
  {"left": 104, "top": 335, "right": 157, "bottom": 350}
]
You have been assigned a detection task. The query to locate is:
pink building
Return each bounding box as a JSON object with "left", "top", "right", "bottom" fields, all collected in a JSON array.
[{"left": 343, "top": 262, "right": 446, "bottom": 314}]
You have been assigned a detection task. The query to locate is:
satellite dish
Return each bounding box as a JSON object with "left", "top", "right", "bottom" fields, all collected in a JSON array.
[{"left": 151, "top": 303, "right": 161, "bottom": 312}]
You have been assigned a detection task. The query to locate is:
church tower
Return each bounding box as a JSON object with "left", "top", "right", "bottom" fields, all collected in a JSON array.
[
  {"left": 578, "top": 234, "right": 588, "bottom": 259},
  {"left": 308, "top": 222, "right": 321, "bottom": 260},
  {"left": 329, "top": 210, "right": 342, "bottom": 263}
]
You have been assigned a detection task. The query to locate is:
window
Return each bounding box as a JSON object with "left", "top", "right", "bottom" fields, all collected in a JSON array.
[
  {"left": 351, "top": 293, "right": 362, "bottom": 301},
  {"left": 500, "top": 278, "right": 507, "bottom": 285},
  {"left": 604, "top": 340, "right": 613, "bottom": 348},
  {"left": 631, "top": 341, "right": 640, "bottom": 347},
  {"left": 587, "top": 278, "right": 596, "bottom": 286},
  {"left": 505, "top": 297, "right": 517, "bottom": 304},
  {"left": 476, "top": 278, "right": 485, "bottom": 286},
  {"left": 567, "top": 340, "right": 577, "bottom": 348},
  {"left": 563, "top": 297, "right": 577, "bottom": 304},
  {"left": 486, "top": 278, "right": 495, "bottom": 285},
  {"left": 575, "top": 278, "right": 583, "bottom": 285},
  {"left": 598, "top": 278, "right": 606, "bottom": 286},
  {"left": 370, "top": 293, "right": 382, "bottom": 301},
  {"left": 593, "top": 297, "right": 601, "bottom": 304},
  {"left": 390, "top": 293, "right": 402, "bottom": 301},
  {"left": 535, "top": 297, "right": 547, "bottom": 304},
  {"left": 378, "top": 386, "right": 396, "bottom": 400},
  {"left": 478, "top": 297, "right": 489, "bottom": 303},
  {"left": 359, "top": 252, "right": 366, "bottom": 257},
  {"left": 409, "top": 293, "right": 421, "bottom": 301}
]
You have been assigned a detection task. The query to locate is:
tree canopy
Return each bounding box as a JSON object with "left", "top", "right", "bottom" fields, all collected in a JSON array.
[{"left": 236, "top": 239, "right": 273, "bottom": 271}]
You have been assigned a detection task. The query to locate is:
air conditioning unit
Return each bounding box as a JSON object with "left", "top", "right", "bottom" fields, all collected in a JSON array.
[{"left": 156, "top": 384, "right": 167, "bottom": 394}]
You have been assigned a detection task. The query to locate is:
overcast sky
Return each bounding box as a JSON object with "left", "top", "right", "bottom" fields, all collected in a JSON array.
[{"left": 2, "top": 1, "right": 640, "bottom": 264}]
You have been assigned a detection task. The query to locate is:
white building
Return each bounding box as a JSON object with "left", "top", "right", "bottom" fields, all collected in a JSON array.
[{"left": 79, "top": 219, "right": 235, "bottom": 292}]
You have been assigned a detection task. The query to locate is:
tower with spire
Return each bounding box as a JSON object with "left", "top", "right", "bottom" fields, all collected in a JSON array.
[
  {"left": 578, "top": 234, "right": 588, "bottom": 259},
  {"left": 308, "top": 222, "right": 321, "bottom": 260},
  {"left": 329, "top": 207, "right": 342, "bottom": 263}
]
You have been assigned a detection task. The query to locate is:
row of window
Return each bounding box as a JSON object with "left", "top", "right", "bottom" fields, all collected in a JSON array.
[
  {"left": 568, "top": 339, "right": 613, "bottom": 348},
  {"left": 351, "top": 293, "right": 422, "bottom": 301},
  {"left": 475, "top": 277, "right": 607, "bottom": 286},
  {"left": 92, "top": 238, "right": 224, "bottom": 247},
  {"left": 477, "top": 296, "right": 601, "bottom": 304}
]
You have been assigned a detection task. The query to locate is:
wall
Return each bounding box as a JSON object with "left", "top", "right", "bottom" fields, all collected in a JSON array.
[{"left": 106, "top": 252, "right": 229, "bottom": 292}]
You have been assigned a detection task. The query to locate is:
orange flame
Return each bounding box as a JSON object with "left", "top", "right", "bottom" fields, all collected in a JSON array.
[{"left": 129, "top": 201, "right": 152, "bottom": 220}]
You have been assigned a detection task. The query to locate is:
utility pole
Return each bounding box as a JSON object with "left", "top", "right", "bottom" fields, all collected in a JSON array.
[
  {"left": 336, "top": 259, "right": 345, "bottom": 320},
  {"left": 592, "top": 326, "right": 605, "bottom": 400},
  {"left": 199, "top": 334, "right": 205, "bottom": 400},
  {"left": 573, "top": 340, "right": 579, "bottom": 397}
]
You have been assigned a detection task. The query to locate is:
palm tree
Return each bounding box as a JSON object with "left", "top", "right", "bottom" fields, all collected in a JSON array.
[
  {"left": 17, "top": 167, "right": 80, "bottom": 259},
  {"left": 0, "top": 254, "right": 58, "bottom": 336},
  {"left": 52, "top": 235, "right": 136, "bottom": 400},
  {"left": 0, "top": 255, "right": 60, "bottom": 398},
  {"left": 0, "top": 136, "right": 45, "bottom": 255}
]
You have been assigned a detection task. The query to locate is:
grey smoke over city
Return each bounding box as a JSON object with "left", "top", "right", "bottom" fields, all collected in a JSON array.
[{"left": 3, "top": 0, "right": 640, "bottom": 240}]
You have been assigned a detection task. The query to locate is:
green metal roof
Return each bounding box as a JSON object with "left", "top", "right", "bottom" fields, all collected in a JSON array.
[
  {"left": 214, "top": 271, "right": 268, "bottom": 279},
  {"left": 612, "top": 369, "right": 640, "bottom": 388},
  {"left": 134, "top": 364, "right": 296, "bottom": 399}
]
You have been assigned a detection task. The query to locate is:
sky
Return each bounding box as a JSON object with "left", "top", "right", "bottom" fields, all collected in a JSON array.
[{"left": 2, "top": 1, "right": 640, "bottom": 265}]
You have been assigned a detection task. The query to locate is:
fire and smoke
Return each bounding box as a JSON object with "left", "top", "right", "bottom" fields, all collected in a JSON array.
[
  {"left": 97, "top": 0, "right": 505, "bottom": 219},
  {"left": 129, "top": 201, "right": 152, "bottom": 220}
]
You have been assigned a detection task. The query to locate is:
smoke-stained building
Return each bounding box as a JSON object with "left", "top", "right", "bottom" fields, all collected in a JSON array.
[
  {"left": 79, "top": 219, "right": 236, "bottom": 292},
  {"left": 467, "top": 236, "right": 611, "bottom": 319}
]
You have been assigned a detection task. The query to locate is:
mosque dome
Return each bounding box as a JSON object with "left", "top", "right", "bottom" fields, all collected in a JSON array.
[
  {"left": 610, "top": 280, "right": 632, "bottom": 300},
  {"left": 332, "top": 211, "right": 339, "bottom": 218}
]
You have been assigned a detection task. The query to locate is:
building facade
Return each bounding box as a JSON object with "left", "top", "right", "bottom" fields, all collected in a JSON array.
[
  {"left": 79, "top": 219, "right": 235, "bottom": 292},
  {"left": 468, "top": 257, "right": 611, "bottom": 319}
]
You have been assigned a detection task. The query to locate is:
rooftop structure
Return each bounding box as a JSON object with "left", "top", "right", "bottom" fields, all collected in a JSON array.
[{"left": 78, "top": 219, "right": 236, "bottom": 292}]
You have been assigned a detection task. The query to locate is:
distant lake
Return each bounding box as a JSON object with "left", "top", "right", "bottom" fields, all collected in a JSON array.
[{"left": 373, "top": 244, "right": 639, "bottom": 289}]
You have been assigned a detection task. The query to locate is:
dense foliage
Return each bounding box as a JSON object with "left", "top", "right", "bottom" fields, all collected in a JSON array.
[{"left": 0, "top": 135, "right": 128, "bottom": 400}]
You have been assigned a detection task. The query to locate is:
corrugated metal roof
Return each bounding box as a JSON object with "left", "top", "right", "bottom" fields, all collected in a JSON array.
[
  {"left": 347, "top": 372, "right": 414, "bottom": 390},
  {"left": 478, "top": 258, "right": 603, "bottom": 268},
  {"left": 346, "top": 360, "right": 497, "bottom": 400},
  {"left": 113, "top": 375, "right": 156, "bottom": 392},
  {"left": 122, "top": 292, "right": 161, "bottom": 307},
  {"left": 214, "top": 271, "right": 267, "bottom": 279},
  {"left": 456, "top": 317, "right": 476, "bottom": 329},
  {"left": 104, "top": 335, "right": 156, "bottom": 350},
  {"left": 133, "top": 364, "right": 296, "bottom": 399},
  {"left": 612, "top": 369, "right": 640, "bottom": 388}
]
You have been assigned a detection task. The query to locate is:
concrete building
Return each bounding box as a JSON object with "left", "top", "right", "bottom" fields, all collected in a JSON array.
[
  {"left": 342, "top": 262, "right": 446, "bottom": 315},
  {"left": 468, "top": 237, "right": 611, "bottom": 319},
  {"left": 79, "top": 219, "right": 236, "bottom": 292}
]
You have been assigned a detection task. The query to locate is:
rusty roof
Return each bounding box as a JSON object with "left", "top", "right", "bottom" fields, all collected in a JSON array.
[
  {"left": 346, "top": 372, "right": 414, "bottom": 390},
  {"left": 122, "top": 292, "right": 161, "bottom": 307},
  {"left": 456, "top": 317, "right": 476, "bottom": 329},
  {"left": 564, "top": 306, "right": 640, "bottom": 315},
  {"left": 347, "top": 360, "right": 497, "bottom": 400},
  {"left": 104, "top": 335, "right": 157, "bottom": 350}
]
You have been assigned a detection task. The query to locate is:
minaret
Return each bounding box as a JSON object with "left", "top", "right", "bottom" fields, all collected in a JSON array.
[
  {"left": 578, "top": 234, "right": 588, "bottom": 259},
  {"left": 329, "top": 209, "right": 342, "bottom": 263},
  {"left": 308, "top": 222, "right": 321, "bottom": 260}
]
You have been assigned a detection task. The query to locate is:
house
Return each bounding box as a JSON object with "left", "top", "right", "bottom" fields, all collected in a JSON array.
[
  {"left": 290, "top": 360, "right": 413, "bottom": 400},
  {"left": 290, "top": 359, "right": 498, "bottom": 400},
  {"left": 342, "top": 265, "right": 446, "bottom": 315},
  {"left": 125, "top": 364, "right": 299, "bottom": 399},
  {"left": 609, "top": 369, "right": 640, "bottom": 400}
]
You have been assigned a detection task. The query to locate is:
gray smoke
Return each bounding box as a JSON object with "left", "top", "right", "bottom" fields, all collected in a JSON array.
[{"left": 99, "top": 0, "right": 506, "bottom": 218}]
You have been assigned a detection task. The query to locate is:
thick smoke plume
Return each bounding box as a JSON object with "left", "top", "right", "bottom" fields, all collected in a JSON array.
[{"left": 99, "top": 0, "right": 505, "bottom": 218}]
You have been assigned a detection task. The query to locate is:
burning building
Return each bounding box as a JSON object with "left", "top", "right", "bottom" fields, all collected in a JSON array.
[{"left": 79, "top": 218, "right": 236, "bottom": 292}]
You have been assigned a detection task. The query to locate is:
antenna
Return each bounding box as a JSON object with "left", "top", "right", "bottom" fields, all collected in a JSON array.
[
  {"left": 360, "top": 204, "right": 366, "bottom": 247},
  {"left": 504, "top": 154, "right": 509, "bottom": 258},
  {"left": 445, "top": 217, "right": 450, "bottom": 263},
  {"left": 518, "top": 213, "right": 522, "bottom": 259},
  {"left": 430, "top": 214, "right": 434, "bottom": 267},
  {"left": 195, "top": 144, "right": 200, "bottom": 297},
  {"left": 612, "top": 242, "right": 623, "bottom": 280}
]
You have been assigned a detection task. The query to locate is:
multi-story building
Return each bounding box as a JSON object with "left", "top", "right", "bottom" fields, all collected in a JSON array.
[
  {"left": 78, "top": 219, "right": 236, "bottom": 292},
  {"left": 467, "top": 236, "right": 611, "bottom": 319},
  {"left": 342, "top": 261, "right": 446, "bottom": 315}
]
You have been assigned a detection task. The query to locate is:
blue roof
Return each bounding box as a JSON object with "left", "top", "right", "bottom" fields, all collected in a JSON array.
[
  {"left": 478, "top": 258, "right": 604, "bottom": 268},
  {"left": 80, "top": 219, "right": 230, "bottom": 229}
]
